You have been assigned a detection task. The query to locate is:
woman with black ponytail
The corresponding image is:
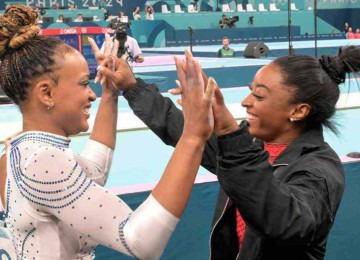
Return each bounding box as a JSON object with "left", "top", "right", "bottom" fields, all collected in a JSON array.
[{"left": 95, "top": 41, "right": 360, "bottom": 259}]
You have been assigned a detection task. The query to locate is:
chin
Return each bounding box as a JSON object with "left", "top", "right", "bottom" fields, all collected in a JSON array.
[
  {"left": 66, "top": 125, "right": 89, "bottom": 136},
  {"left": 80, "top": 123, "right": 90, "bottom": 133}
]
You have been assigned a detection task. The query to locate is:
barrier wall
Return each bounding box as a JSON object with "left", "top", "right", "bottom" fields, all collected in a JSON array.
[
  {"left": 93, "top": 162, "right": 360, "bottom": 260},
  {"left": 166, "top": 26, "right": 301, "bottom": 46}
]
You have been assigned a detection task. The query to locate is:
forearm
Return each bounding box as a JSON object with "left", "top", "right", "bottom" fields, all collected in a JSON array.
[
  {"left": 90, "top": 89, "right": 118, "bottom": 149},
  {"left": 124, "top": 78, "right": 184, "bottom": 147},
  {"left": 124, "top": 78, "right": 219, "bottom": 173},
  {"left": 152, "top": 135, "right": 205, "bottom": 218}
]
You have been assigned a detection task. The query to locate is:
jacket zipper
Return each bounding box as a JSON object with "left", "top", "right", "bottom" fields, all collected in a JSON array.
[
  {"left": 209, "top": 163, "right": 289, "bottom": 259},
  {"left": 209, "top": 197, "right": 230, "bottom": 260}
]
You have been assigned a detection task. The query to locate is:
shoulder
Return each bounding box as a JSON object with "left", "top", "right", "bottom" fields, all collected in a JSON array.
[
  {"left": 292, "top": 143, "right": 344, "bottom": 185},
  {"left": 22, "top": 145, "right": 77, "bottom": 178}
]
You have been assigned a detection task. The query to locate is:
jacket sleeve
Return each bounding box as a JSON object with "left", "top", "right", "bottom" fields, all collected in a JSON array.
[
  {"left": 124, "top": 78, "right": 219, "bottom": 174},
  {"left": 216, "top": 123, "right": 333, "bottom": 245}
]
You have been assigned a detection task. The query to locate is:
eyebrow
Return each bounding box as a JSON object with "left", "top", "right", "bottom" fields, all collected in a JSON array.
[
  {"left": 254, "top": 84, "right": 270, "bottom": 92},
  {"left": 79, "top": 73, "right": 90, "bottom": 79}
]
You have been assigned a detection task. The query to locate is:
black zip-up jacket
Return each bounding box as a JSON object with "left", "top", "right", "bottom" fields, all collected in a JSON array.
[{"left": 124, "top": 79, "right": 345, "bottom": 260}]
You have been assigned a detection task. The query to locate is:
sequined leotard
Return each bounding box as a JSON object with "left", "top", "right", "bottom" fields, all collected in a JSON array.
[{"left": 3, "top": 131, "right": 178, "bottom": 259}]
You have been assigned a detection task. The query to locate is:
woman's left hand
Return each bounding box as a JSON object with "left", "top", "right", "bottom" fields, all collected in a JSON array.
[{"left": 88, "top": 34, "right": 119, "bottom": 92}]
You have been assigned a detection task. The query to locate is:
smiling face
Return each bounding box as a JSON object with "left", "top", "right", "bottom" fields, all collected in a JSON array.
[
  {"left": 241, "top": 63, "right": 303, "bottom": 143},
  {"left": 50, "top": 50, "right": 96, "bottom": 136}
]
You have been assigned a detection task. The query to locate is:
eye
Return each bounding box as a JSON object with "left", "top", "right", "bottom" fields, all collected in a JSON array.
[
  {"left": 252, "top": 93, "right": 263, "bottom": 100},
  {"left": 79, "top": 80, "right": 90, "bottom": 86}
]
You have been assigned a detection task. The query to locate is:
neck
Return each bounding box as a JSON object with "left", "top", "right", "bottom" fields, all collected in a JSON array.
[{"left": 22, "top": 110, "right": 66, "bottom": 137}]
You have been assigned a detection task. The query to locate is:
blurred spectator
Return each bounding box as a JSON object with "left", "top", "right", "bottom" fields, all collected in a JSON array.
[
  {"left": 69, "top": 3, "right": 77, "bottom": 10},
  {"left": 355, "top": 28, "right": 360, "bottom": 39},
  {"left": 145, "top": 5, "right": 154, "bottom": 20},
  {"left": 37, "top": 15, "right": 44, "bottom": 24},
  {"left": 56, "top": 15, "right": 64, "bottom": 22},
  {"left": 74, "top": 13, "right": 84, "bottom": 22},
  {"left": 133, "top": 6, "right": 141, "bottom": 20},
  {"left": 54, "top": 3, "right": 60, "bottom": 10},
  {"left": 343, "top": 22, "right": 350, "bottom": 34},
  {"left": 33, "top": 3, "right": 40, "bottom": 12},
  {"left": 347, "top": 27, "right": 355, "bottom": 39}
]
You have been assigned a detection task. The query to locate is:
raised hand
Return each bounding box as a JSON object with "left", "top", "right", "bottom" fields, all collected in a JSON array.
[
  {"left": 175, "top": 50, "right": 215, "bottom": 142},
  {"left": 173, "top": 51, "right": 239, "bottom": 136},
  {"left": 96, "top": 56, "right": 137, "bottom": 92},
  {"left": 88, "top": 34, "right": 136, "bottom": 91}
]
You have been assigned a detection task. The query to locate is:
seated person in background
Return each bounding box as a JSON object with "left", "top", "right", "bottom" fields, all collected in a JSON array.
[
  {"left": 347, "top": 27, "right": 355, "bottom": 39},
  {"left": 145, "top": 5, "right": 154, "bottom": 20},
  {"left": 354, "top": 28, "right": 360, "bottom": 39},
  {"left": 218, "top": 36, "right": 235, "bottom": 58},
  {"left": 54, "top": 2, "right": 61, "bottom": 10},
  {"left": 74, "top": 13, "right": 83, "bottom": 22},
  {"left": 33, "top": 2, "right": 40, "bottom": 12},
  {"left": 133, "top": 6, "right": 141, "bottom": 20},
  {"left": 69, "top": 3, "right": 77, "bottom": 10},
  {"left": 56, "top": 14, "right": 64, "bottom": 22},
  {"left": 219, "top": 14, "right": 229, "bottom": 28}
]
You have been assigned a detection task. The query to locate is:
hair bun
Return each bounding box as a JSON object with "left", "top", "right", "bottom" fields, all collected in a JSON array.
[
  {"left": 319, "top": 55, "right": 346, "bottom": 85},
  {"left": 0, "top": 4, "right": 40, "bottom": 58}
]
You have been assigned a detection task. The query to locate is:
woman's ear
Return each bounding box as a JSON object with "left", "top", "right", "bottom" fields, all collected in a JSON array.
[
  {"left": 289, "top": 103, "right": 311, "bottom": 121},
  {"left": 34, "top": 79, "right": 56, "bottom": 109}
]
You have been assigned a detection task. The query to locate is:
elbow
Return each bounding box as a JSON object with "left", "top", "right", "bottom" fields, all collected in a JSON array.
[{"left": 257, "top": 212, "right": 316, "bottom": 245}]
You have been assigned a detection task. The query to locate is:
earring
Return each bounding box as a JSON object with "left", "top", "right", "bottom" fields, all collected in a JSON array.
[
  {"left": 47, "top": 102, "right": 55, "bottom": 111},
  {"left": 289, "top": 118, "right": 298, "bottom": 122}
]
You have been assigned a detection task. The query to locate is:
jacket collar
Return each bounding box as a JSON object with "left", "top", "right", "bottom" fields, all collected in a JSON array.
[{"left": 272, "top": 127, "right": 324, "bottom": 166}]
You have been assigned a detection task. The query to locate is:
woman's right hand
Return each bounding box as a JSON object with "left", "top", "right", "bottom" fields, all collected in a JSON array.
[
  {"left": 171, "top": 55, "right": 239, "bottom": 136},
  {"left": 175, "top": 50, "right": 215, "bottom": 142}
]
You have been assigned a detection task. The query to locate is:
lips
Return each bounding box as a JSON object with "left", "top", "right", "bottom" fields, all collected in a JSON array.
[
  {"left": 83, "top": 105, "right": 91, "bottom": 115},
  {"left": 246, "top": 112, "right": 257, "bottom": 121}
]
